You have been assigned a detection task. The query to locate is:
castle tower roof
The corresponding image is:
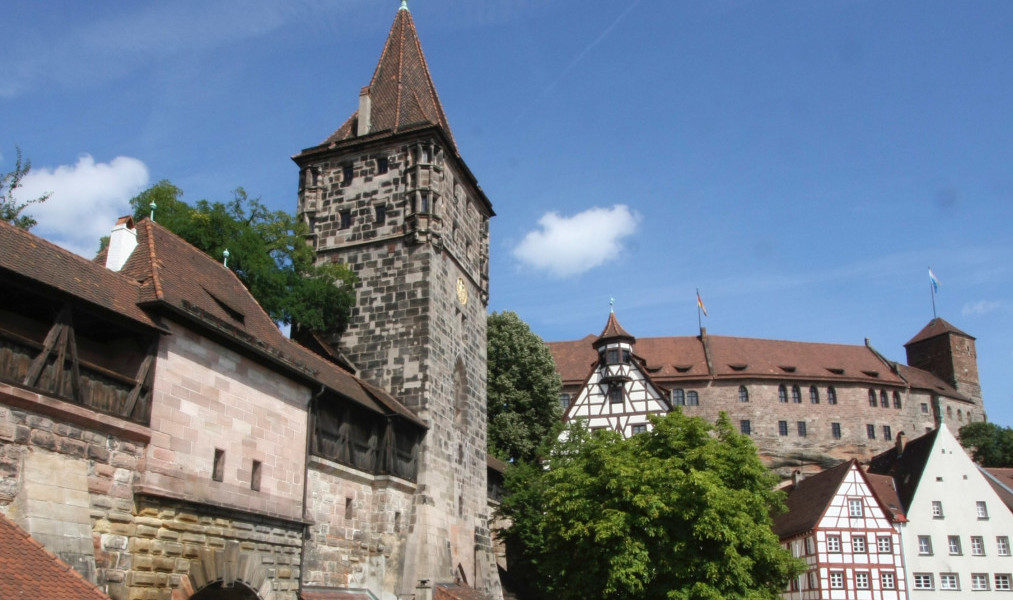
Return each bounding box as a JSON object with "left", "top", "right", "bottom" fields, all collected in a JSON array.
[
  {"left": 593, "top": 312, "right": 635, "bottom": 349},
  {"left": 905, "top": 317, "right": 974, "bottom": 346},
  {"left": 322, "top": 5, "right": 456, "bottom": 150}
]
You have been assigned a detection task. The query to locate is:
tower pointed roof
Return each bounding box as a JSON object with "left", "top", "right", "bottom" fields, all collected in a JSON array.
[
  {"left": 593, "top": 312, "right": 635, "bottom": 348},
  {"left": 322, "top": 6, "right": 456, "bottom": 150},
  {"left": 905, "top": 317, "right": 974, "bottom": 346}
]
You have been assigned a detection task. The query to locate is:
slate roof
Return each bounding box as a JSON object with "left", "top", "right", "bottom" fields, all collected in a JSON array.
[
  {"left": 906, "top": 317, "right": 974, "bottom": 345},
  {"left": 772, "top": 460, "right": 853, "bottom": 539},
  {"left": 547, "top": 331, "right": 967, "bottom": 400},
  {"left": 321, "top": 7, "right": 455, "bottom": 151},
  {"left": 0, "top": 220, "right": 160, "bottom": 331},
  {"left": 867, "top": 428, "right": 940, "bottom": 512},
  {"left": 0, "top": 512, "right": 111, "bottom": 600}
]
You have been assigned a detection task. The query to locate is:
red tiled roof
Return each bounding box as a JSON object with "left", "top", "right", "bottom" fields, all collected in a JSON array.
[
  {"left": 865, "top": 472, "right": 906, "bottom": 522},
  {"left": 594, "top": 312, "right": 635, "bottom": 347},
  {"left": 322, "top": 8, "right": 455, "bottom": 150},
  {"left": 905, "top": 317, "right": 974, "bottom": 346},
  {"left": 867, "top": 428, "right": 940, "bottom": 512},
  {"left": 0, "top": 512, "right": 111, "bottom": 600},
  {"left": 548, "top": 331, "right": 965, "bottom": 399},
  {"left": 0, "top": 220, "right": 160, "bottom": 331},
  {"left": 435, "top": 584, "right": 496, "bottom": 600},
  {"left": 772, "top": 460, "right": 852, "bottom": 539},
  {"left": 300, "top": 590, "right": 374, "bottom": 600}
]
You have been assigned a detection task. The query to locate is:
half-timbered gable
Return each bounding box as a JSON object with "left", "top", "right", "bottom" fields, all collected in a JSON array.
[
  {"left": 774, "top": 460, "right": 908, "bottom": 600},
  {"left": 563, "top": 312, "right": 671, "bottom": 438}
]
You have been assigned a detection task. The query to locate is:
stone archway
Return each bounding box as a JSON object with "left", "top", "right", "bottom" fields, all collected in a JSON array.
[
  {"left": 178, "top": 540, "right": 279, "bottom": 600},
  {"left": 190, "top": 580, "right": 263, "bottom": 600}
]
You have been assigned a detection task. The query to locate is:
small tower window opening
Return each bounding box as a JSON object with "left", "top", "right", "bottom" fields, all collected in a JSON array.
[
  {"left": 345, "top": 497, "right": 354, "bottom": 519},
  {"left": 832, "top": 422, "right": 842, "bottom": 439},
  {"left": 921, "top": 402, "right": 929, "bottom": 414},
  {"left": 375, "top": 204, "right": 386, "bottom": 225},
  {"left": 778, "top": 384, "right": 788, "bottom": 403},
  {"left": 376, "top": 156, "right": 389, "bottom": 174},
  {"left": 394, "top": 511, "right": 402, "bottom": 532},
  {"left": 250, "top": 460, "right": 262, "bottom": 491},
  {"left": 419, "top": 192, "right": 430, "bottom": 214},
  {"left": 791, "top": 385, "right": 802, "bottom": 403},
  {"left": 605, "top": 348, "right": 622, "bottom": 365},
  {"left": 893, "top": 391, "right": 902, "bottom": 408},
  {"left": 686, "top": 391, "right": 699, "bottom": 406},
  {"left": 340, "top": 210, "right": 352, "bottom": 229},
  {"left": 827, "top": 386, "right": 837, "bottom": 404},
  {"left": 672, "top": 389, "right": 685, "bottom": 406},
  {"left": 212, "top": 449, "right": 225, "bottom": 482},
  {"left": 738, "top": 386, "right": 749, "bottom": 403},
  {"left": 342, "top": 164, "right": 354, "bottom": 186},
  {"left": 809, "top": 386, "right": 819, "bottom": 404},
  {"left": 869, "top": 390, "right": 878, "bottom": 407}
]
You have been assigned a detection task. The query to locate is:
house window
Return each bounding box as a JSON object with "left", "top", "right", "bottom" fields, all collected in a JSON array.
[
  {"left": 831, "top": 422, "right": 842, "bottom": 439},
  {"left": 998, "top": 574, "right": 1013, "bottom": 591},
  {"left": 791, "top": 385, "right": 802, "bottom": 403},
  {"left": 932, "top": 500, "right": 944, "bottom": 518},
  {"left": 855, "top": 572, "right": 870, "bottom": 589},
  {"left": 778, "top": 421, "right": 788, "bottom": 436},
  {"left": 608, "top": 386, "right": 623, "bottom": 404},
  {"left": 877, "top": 535, "right": 892, "bottom": 553},
  {"left": 340, "top": 210, "right": 352, "bottom": 229},
  {"left": 881, "top": 571, "right": 896, "bottom": 589},
  {"left": 250, "top": 460, "right": 262, "bottom": 491},
  {"left": 867, "top": 424, "right": 876, "bottom": 439},
  {"left": 913, "top": 573, "right": 934, "bottom": 590},
  {"left": 948, "top": 535, "right": 962, "bottom": 555},
  {"left": 977, "top": 501, "right": 989, "bottom": 519},
  {"left": 827, "top": 535, "right": 841, "bottom": 552},
  {"left": 893, "top": 391, "right": 902, "bottom": 408},
  {"left": 827, "top": 386, "right": 837, "bottom": 404},
  {"left": 376, "top": 156, "right": 389, "bottom": 174},
  {"left": 778, "top": 384, "right": 788, "bottom": 403},
  {"left": 853, "top": 535, "right": 866, "bottom": 553},
  {"left": 809, "top": 386, "right": 819, "bottom": 404},
  {"left": 848, "top": 498, "right": 863, "bottom": 517},
  {"left": 921, "top": 402, "right": 929, "bottom": 413},
  {"left": 869, "top": 389, "right": 877, "bottom": 407},
  {"left": 880, "top": 390, "right": 889, "bottom": 408},
  {"left": 342, "top": 164, "right": 354, "bottom": 185},
  {"left": 797, "top": 421, "right": 807, "bottom": 437},
  {"left": 375, "top": 204, "right": 386, "bottom": 225},
  {"left": 972, "top": 535, "right": 986, "bottom": 556},
  {"left": 558, "top": 393, "right": 571, "bottom": 411},
  {"left": 998, "top": 536, "right": 1010, "bottom": 556},
  {"left": 807, "top": 571, "right": 816, "bottom": 590},
  {"left": 805, "top": 536, "right": 814, "bottom": 554},
  {"left": 212, "top": 449, "right": 225, "bottom": 482},
  {"left": 606, "top": 348, "right": 620, "bottom": 364},
  {"left": 739, "top": 420, "right": 751, "bottom": 435},
  {"left": 672, "top": 389, "right": 685, "bottom": 405},
  {"left": 883, "top": 425, "right": 892, "bottom": 441},
  {"left": 344, "top": 497, "right": 353, "bottom": 519},
  {"left": 829, "top": 571, "right": 844, "bottom": 589},
  {"left": 738, "top": 386, "right": 749, "bottom": 403},
  {"left": 686, "top": 391, "right": 699, "bottom": 406},
  {"left": 918, "top": 535, "right": 933, "bottom": 555},
  {"left": 419, "top": 192, "right": 430, "bottom": 214},
  {"left": 940, "top": 573, "right": 960, "bottom": 590},
  {"left": 972, "top": 573, "right": 990, "bottom": 591},
  {"left": 631, "top": 424, "right": 647, "bottom": 435}
]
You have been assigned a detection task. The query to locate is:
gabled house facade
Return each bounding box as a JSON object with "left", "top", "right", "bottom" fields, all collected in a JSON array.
[
  {"left": 774, "top": 460, "right": 908, "bottom": 600},
  {"left": 869, "top": 426, "right": 1013, "bottom": 597}
]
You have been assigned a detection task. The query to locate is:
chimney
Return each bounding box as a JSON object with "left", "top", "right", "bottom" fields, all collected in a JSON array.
[
  {"left": 415, "top": 579, "right": 433, "bottom": 600},
  {"left": 896, "top": 431, "right": 907, "bottom": 455},
  {"left": 357, "top": 86, "right": 372, "bottom": 137},
  {"left": 791, "top": 469, "right": 801, "bottom": 488},
  {"left": 105, "top": 216, "right": 137, "bottom": 272}
]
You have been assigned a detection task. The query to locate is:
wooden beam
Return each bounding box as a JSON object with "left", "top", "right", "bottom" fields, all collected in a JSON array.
[
  {"left": 23, "top": 305, "right": 71, "bottom": 388},
  {"left": 122, "top": 339, "right": 158, "bottom": 419},
  {"left": 66, "top": 322, "right": 81, "bottom": 402}
]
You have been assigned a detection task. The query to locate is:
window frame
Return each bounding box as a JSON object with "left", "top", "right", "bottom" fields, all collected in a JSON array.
[
  {"left": 931, "top": 500, "right": 944, "bottom": 518},
  {"left": 778, "top": 384, "right": 788, "bottom": 403},
  {"left": 913, "top": 573, "right": 935, "bottom": 590},
  {"left": 854, "top": 571, "right": 870, "bottom": 590},
  {"left": 829, "top": 571, "right": 845, "bottom": 589},
  {"left": 831, "top": 422, "right": 842, "bottom": 439},
  {"left": 998, "top": 574, "right": 1013, "bottom": 592},
  {"left": 827, "top": 534, "right": 842, "bottom": 552},
  {"left": 867, "top": 423, "right": 876, "bottom": 440},
  {"left": 672, "top": 389, "right": 685, "bottom": 406},
  {"left": 971, "top": 535, "right": 986, "bottom": 556},
  {"left": 738, "top": 385, "right": 749, "bottom": 403},
  {"left": 778, "top": 420, "right": 788, "bottom": 436},
  {"left": 791, "top": 385, "right": 802, "bottom": 403},
  {"left": 881, "top": 571, "right": 896, "bottom": 590},
  {"left": 972, "top": 573, "right": 990, "bottom": 591},
  {"left": 998, "top": 536, "right": 1011, "bottom": 556},
  {"left": 948, "top": 535, "right": 962, "bottom": 555},
  {"left": 939, "top": 572, "right": 960, "bottom": 591},
  {"left": 809, "top": 385, "right": 819, "bottom": 404},
  {"left": 869, "top": 389, "right": 877, "bottom": 407},
  {"left": 918, "top": 535, "right": 933, "bottom": 555},
  {"left": 739, "top": 420, "right": 751, "bottom": 435},
  {"left": 827, "top": 386, "right": 837, "bottom": 405},
  {"left": 977, "top": 500, "right": 990, "bottom": 519},
  {"left": 852, "top": 535, "right": 867, "bottom": 553},
  {"left": 796, "top": 421, "right": 807, "bottom": 437},
  {"left": 877, "top": 535, "right": 892, "bottom": 553},
  {"left": 848, "top": 498, "right": 864, "bottom": 518},
  {"left": 686, "top": 391, "right": 699, "bottom": 406}
]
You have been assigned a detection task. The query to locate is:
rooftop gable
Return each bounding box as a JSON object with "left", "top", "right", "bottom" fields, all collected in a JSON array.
[{"left": 905, "top": 317, "right": 974, "bottom": 346}]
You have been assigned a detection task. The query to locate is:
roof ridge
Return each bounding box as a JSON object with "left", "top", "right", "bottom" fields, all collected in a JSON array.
[
  {"left": 405, "top": 9, "right": 456, "bottom": 147},
  {"left": 141, "top": 219, "right": 164, "bottom": 300}
]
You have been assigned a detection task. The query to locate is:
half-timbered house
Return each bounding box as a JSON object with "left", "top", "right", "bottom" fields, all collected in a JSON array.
[{"left": 773, "top": 460, "right": 908, "bottom": 600}]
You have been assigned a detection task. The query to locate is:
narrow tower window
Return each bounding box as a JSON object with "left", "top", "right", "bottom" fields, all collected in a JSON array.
[
  {"left": 738, "top": 386, "right": 749, "bottom": 403},
  {"left": 827, "top": 386, "right": 837, "bottom": 404},
  {"left": 212, "top": 449, "right": 225, "bottom": 482},
  {"left": 251, "top": 460, "right": 262, "bottom": 491},
  {"left": 809, "top": 386, "right": 819, "bottom": 404}
]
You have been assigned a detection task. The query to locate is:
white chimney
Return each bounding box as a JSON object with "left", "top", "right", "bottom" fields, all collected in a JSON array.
[
  {"left": 105, "top": 216, "right": 137, "bottom": 272},
  {"left": 357, "top": 86, "right": 372, "bottom": 137}
]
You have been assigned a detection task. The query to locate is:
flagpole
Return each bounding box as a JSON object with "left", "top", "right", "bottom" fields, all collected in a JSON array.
[
  {"left": 696, "top": 288, "right": 702, "bottom": 332},
  {"left": 929, "top": 273, "right": 937, "bottom": 319}
]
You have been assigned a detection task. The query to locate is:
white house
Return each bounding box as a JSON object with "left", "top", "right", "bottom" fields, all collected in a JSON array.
[{"left": 868, "top": 425, "right": 1013, "bottom": 596}]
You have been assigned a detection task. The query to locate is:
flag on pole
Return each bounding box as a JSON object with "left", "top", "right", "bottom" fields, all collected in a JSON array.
[
  {"left": 696, "top": 289, "right": 708, "bottom": 317},
  {"left": 928, "top": 268, "right": 940, "bottom": 293}
]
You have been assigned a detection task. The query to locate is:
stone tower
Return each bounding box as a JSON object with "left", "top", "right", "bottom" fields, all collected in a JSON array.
[
  {"left": 904, "top": 317, "right": 983, "bottom": 408},
  {"left": 292, "top": 4, "right": 498, "bottom": 597}
]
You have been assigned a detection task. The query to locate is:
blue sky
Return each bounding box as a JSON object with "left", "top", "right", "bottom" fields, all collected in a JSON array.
[{"left": 4, "top": 1, "right": 1012, "bottom": 424}]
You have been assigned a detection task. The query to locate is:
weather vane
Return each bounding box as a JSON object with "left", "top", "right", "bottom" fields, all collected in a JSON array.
[
  {"left": 399, "top": 0, "right": 408, "bottom": 11},
  {"left": 609, "top": 297, "right": 615, "bottom": 313}
]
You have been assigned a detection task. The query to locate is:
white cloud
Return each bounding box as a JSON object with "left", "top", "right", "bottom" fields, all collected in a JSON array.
[
  {"left": 962, "top": 300, "right": 1003, "bottom": 317},
  {"left": 18, "top": 155, "right": 149, "bottom": 257},
  {"left": 513, "top": 205, "right": 639, "bottom": 277}
]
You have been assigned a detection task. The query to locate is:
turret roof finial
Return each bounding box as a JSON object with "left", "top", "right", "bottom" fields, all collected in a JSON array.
[
  {"left": 609, "top": 297, "right": 615, "bottom": 313},
  {"left": 399, "top": 0, "right": 408, "bottom": 11}
]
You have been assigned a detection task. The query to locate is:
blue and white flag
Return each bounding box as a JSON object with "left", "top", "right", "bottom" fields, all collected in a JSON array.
[{"left": 928, "top": 268, "right": 940, "bottom": 293}]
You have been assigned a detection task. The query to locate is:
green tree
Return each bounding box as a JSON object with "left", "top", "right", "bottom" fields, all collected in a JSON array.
[
  {"left": 1, "top": 146, "right": 50, "bottom": 230},
  {"left": 959, "top": 422, "right": 1013, "bottom": 467},
  {"left": 123, "top": 180, "right": 356, "bottom": 334},
  {"left": 498, "top": 411, "right": 803, "bottom": 600},
  {"left": 487, "top": 311, "right": 563, "bottom": 464}
]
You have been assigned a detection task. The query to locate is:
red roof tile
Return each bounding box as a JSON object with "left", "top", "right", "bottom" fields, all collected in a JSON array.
[
  {"left": 981, "top": 467, "right": 1013, "bottom": 513},
  {"left": 905, "top": 317, "right": 974, "bottom": 346},
  {"left": 300, "top": 590, "right": 375, "bottom": 600},
  {"left": 593, "top": 312, "right": 635, "bottom": 347},
  {"left": 865, "top": 472, "right": 907, "bottom": 522},
  {"left": 435, "top": 584, "right": 496, "bottom": 600},
  {"left": 0, "top": 512, "right": 111, "bottom": 600},
  {"left": 772, "top": 460, "right": 852, "bottom": 539},
  {"left": 867, "top": 428, "right": 940, "bottom": 512}
]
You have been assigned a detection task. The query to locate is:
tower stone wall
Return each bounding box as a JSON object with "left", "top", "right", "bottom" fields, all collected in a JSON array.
[{"left": 906, "top": 332, "right": 982, "bottom": 408}]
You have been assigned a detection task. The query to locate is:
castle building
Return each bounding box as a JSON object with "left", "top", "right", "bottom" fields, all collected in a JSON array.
[{"left": 548, "top": 312, "right": 984, "bottom": 472}]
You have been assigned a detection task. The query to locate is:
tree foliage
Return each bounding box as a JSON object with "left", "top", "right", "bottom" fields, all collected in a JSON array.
[
  {"left": 959, "top": 422, "right": 1013, "bottom": 467},
  {"left": 498, "top": 411, "right": 803, "bottom": 600},
  {"left": 125, "top": 180, "right": 356, "bottom": 334},
  {"left": 487, "top": 311, "right": 563, "bottom": 464},
  {"left": 1, "top": 146, "right": 50, "bottom": 230}
]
